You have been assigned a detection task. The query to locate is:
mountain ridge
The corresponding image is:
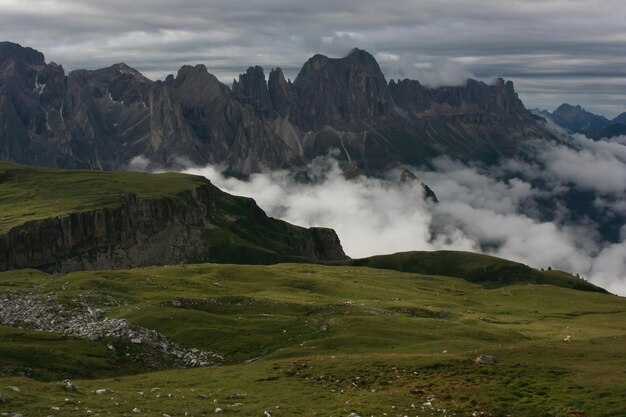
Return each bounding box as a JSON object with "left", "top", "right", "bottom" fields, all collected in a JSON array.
[
  {"left": 1, "top": 41, "right": 553, "bottom": 175},
  {"left": 541, "top": 103, "right": 626, "bottom": 139}
]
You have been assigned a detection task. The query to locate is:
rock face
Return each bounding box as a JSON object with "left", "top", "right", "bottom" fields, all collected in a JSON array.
[
  {"left": 0, "top": 165, "right": 347, "bottom": 273},
  {"left": 289, "top": 48, "right": 393, "bottom": 131},
  {"left": 1, "top": 42, "right": 553, "bottom": 175}
]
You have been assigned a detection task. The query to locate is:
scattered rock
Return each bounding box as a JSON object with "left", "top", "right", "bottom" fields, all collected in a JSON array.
[
  {"left": 63, "top": 380, "right": 77, "bottom": 392},
  {"left": 0, "top": 293, "right": 222, "bottom": 368},
  {"left": 348, "top": 413, "right": 362, "bottom": 417},
  {"left": 0, "top": 393, "right": 6, "bottom": 403},
  {"left": 88, "top": 307, "right": 104, "bottom": 320},
  {"left": 475, "top": 354, "right": 498, "bottom": 364},
  {"left": 7, "top": 386, "right": 19, "bottom": 392},
  {"left": 95, "top": 389, "right": 111, "bottom": 395},
  {"left": 132, "top": 408, "right": 141, "bottom": 413},
  {"left": 564, "top": 335, "right": 572, "bottom": 342},
  {"left": 264, "top": 411, "right": 272, "bottom": 417},
  {"left": 215, "top": 408, "right": 224, "bottom": 413}
]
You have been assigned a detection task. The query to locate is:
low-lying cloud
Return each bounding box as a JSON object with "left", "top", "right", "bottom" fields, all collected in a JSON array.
[{"left": 181, "top": 133, "right": 626, "bottom": 296}]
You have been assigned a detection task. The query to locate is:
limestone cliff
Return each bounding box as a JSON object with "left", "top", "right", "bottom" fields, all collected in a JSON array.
[{"left": 0, "top": 171, "right": 347, "bottom": 272}]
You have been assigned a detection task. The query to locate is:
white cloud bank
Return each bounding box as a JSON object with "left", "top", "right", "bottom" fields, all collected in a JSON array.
[{"left": 180, "top": 134, "right": 626, "bottom": 295}]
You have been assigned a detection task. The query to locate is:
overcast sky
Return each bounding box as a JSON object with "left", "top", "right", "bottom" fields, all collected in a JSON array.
[{"left": 1, "top": 0, "right": 624, "bottom": 117}]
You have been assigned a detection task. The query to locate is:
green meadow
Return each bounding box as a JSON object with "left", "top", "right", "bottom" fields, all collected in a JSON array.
[{"left": 1, "top": 257, "right": 624, "bottom": 417}]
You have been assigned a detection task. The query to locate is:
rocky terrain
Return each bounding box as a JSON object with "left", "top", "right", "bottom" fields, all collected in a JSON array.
[
  {"left": 0, "top": 161, "right": 347, "bottom": 273},
  {"left": 1, "top": 42, "right": 552, "bottom": 175},
  {"left": 0, "top": 292, "right": 221, "bottom": 368}
]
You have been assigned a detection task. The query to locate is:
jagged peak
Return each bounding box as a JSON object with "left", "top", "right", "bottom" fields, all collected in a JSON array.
[
  {"left": 233, "top": 65, "right": 267, "bottom": 86},
  {"left": 344, "top": 47, "right": 376, "bottom": 62},
  {"left": 176, "top": 64, "right": 209, "bottom": 79},
  {"left": 108, "top": 62, "right": 146, "bottom": 77},
  {"left": 269, "top": 67, "right": 292, "bottom": 85},
  {"left": 555, "top": 103, "right": 583, "bottom": 112},
  {"left": 111, "top": 62, "right": 136, "bottom": 72},
  {"left": 296, "top": 47, "right": 386, "bottom": 85},
  {"left": 0, "top": 41, "right": 45, "bottom": 66}
]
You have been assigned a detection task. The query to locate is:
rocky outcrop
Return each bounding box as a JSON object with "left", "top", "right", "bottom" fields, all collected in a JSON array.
[
  {"left": 232, "top": 66, "right": 274, "bottom": 117},
  {"left": 0, "top": 176, "right": 347, "bottom": 273},
  {"left": 268, "top": 67, "right": 295, "bottom": 118},
  {"left": 1, "top": 41, "right": 555, "bottom": 174},
  {"left": 399, "top": 169, "right": 438, "bottom": 203}
]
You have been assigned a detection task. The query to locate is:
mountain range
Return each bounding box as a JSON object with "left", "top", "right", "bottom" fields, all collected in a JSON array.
[
  {"left": 1, "top": 41, "right": 551, "bottom": 175},
  {"left": 540, "top": 103, "right": 626, "bottom": 139}
]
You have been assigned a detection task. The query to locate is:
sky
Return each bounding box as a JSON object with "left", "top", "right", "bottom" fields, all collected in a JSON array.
[{"left": 0, "top": 0, "right": 625, "bottom": 118}]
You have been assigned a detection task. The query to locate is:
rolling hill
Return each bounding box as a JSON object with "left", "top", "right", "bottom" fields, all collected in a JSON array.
[{"left": 0, "top": 262, "right": 624, "bottom": 416}]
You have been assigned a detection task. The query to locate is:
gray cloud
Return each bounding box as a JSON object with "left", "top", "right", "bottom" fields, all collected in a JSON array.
[
  {"left": 179, "top": 132, "right": 626, "bottom": 296},
  {"left": 1, "top": 0, "right": 624, "bottom": 116}
]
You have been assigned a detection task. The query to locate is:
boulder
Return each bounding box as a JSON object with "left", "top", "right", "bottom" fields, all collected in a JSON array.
[{"left": 475, "top": 354, "right": 498, "bottom": 364}]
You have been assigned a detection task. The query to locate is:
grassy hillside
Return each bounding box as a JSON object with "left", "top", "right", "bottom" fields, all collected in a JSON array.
[
  {"left": 0, "top": 161, "right": 346, "bottom": 270},
  {"left": 327, "top": 250, "right": 606, "bottom": 292},
  {"left": 1, "top": 263, "right": 624, "bottom": 416},
  {"left": 0, "top": 161, "right": 205, "bottom": 234}
]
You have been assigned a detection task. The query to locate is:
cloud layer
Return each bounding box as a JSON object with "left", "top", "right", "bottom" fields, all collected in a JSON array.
[
  {"left": 182, "top": 133, "right": 626, "bottom": 295},
  {"left": 1, "top": 0, "right": 624, "bottom": 116}
]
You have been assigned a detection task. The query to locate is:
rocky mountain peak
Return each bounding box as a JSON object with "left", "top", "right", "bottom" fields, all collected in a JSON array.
[
  {"left": 399, "top": 168, "right": 438, "bottom": 202},
  {"left": 551, "top": 103, "right": 610, "bottom": 133},
  {"left": 232, "top": 65, "right": 273, "bottom": 115},
  {"left": 268, "top": 67, "right": 294, "bottom": 117},
  {"left": 613, "top": 112, "right": 626, "bottom": 124},
  {"left": 344, "top": 47, "right": 380, "bottom": 68},
  {"left": 174, "top": 64, "right": 227, "bottom": 103},
  {"left": 0, "top": 41, "right": 45, "bottom": 67},
  {"left": 291, "top": 48, "right": 393, "bottom": 130},
  {"left": 399, "top": 168, "right": 418, "bottom": 184},
  {"left": 107, "top": 62, "right": 147, "bottom": 79}
]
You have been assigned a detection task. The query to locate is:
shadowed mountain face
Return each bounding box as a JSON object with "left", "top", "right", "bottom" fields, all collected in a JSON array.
[
  {"left": 544, "top": 103, "right": 626, "bottom": 140},
  {"left": 1, "top": 42, "right": 552, "bottom": 174},
  {"left": 550, "top": 103, "right": 611, "bottom": 133}
]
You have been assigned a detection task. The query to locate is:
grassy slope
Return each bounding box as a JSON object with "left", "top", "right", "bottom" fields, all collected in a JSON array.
[
  {"left": 0, "top": 161, "right": 204, "bottom": 234},
  {"left": 0, "top": 161, "right": 341, "bottom": 264},
  {"left": 327, "top": 250, "right": 606, "bottom": 292},
  {"left": 1, "top": 264, "right": 625, "bottom": 416}
]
